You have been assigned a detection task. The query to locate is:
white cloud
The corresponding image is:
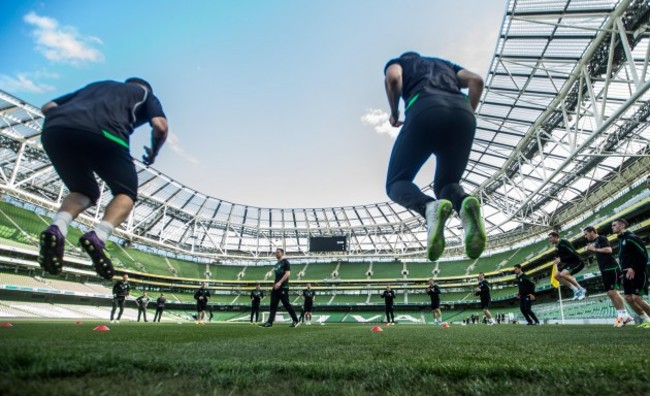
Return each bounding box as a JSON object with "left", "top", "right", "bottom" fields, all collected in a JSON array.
[
  {"left": 0, "top": 72, "right": 56, "bottom": 94},
  {"left": 24, "top": 11, "right": 104, "bottom": 66},
  {"left": 361, "top": 108, "right": 399, "bottom": 139},
  {"left": 166, "top": 132, "right": 200, "bottom": 165}
]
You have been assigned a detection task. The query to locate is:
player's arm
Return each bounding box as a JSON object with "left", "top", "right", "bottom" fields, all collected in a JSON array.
[
  {"left": 456, "top": 69, "right": 484, "bottom": 111},
  {"left": 384, "top": 64, "right": 403, "bottom": 127},
  {"left": 143, "top": 116, "right": 168, "bottom": 166}
]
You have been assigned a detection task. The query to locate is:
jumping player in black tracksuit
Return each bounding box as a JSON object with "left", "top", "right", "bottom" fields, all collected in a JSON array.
[
  {"left": 383, "top": 52, "right": 486, "bottom": 262},
  {"left": 549, "top": 231, "right": 586, "bottom": 300}
]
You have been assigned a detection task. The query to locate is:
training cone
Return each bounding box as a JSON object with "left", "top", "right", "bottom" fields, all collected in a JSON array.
[
  {"left": 441, "top": 322, "right": 450, "bottom": 328},
  {"left": 93, "top": 325, "right": 110, "bottom": 331},
  {"left": 0, "top": 322, "right": 13, "bottom": 327},
  {"left": 75, "top": 321, "right": 82, "bottom": 325},
  {"left": 371, "top": 326, "right": 383, "bottom": 332}
]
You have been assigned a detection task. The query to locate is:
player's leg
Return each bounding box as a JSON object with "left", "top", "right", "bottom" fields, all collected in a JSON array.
[
  {"left": 39, "top": 129, "right": 97, "bottom": 275},
  {"left": 433, "top": 109, "right": 484, "bottom": 259},
  {"left": 279, "top": 290, "right": 299, "bottom": 324},
  {"left": 116, "top": 298, "right": 125, "bottom": 321},
  {"left": 80, "top": 144, "right": 136, "bottom": 279},
  {"left": 385, "top": 114, "right": 451, "bottom": 262},
  {"left": 110, "top": 299, "right": 118, "bottom": 322},
  {"left": 263, "top": 290, "right": 280, "bottom": 326}
]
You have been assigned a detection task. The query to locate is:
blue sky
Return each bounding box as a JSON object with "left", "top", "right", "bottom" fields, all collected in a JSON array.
[{"left": 0, "top": 0, "right": 506, "bottom": 208}]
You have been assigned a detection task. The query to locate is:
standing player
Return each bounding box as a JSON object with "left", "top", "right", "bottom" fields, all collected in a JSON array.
[
  {"left": 383, "top": 52, "right": 486, "bottom": 262},
  {"left": 194, "top": 282, "right": 211, "bottom": 324},
  {"left": 475, "top": 272, "right": 495, "bottom": 325},
  {"left": 583, "top": 226, "right": 633, "bottom": 327},
  {"left": 153, "top": 293, "right": 166, "bottom": 322},
  {"left": 37, "top": 78, "right": 168, "bottom": 280},
  {"left": 260, "top": 248, "right": 300, "bottom": 328},
  {"left": 549, "top": 232, "right": 586, "bottom": 300},
  {"left": 110, "top": 273, "right": 130, "bottom": 323},
  {"left": 426, "top": 279, "right": 442, "bottom": 325},
  {"left": 381, "top": 285, "right": 396, "bottom": 325},
  {"left": 514, "top": 264, "right": 540, "bottom": 325},
  {"left": 612, "top": 219, "right": 650, "bottom": 327},
  {"left": 301, "top": 283, "right": 316, "bottom": 325},
  {"left": 136, "top": 291, "right": 150, "bottom": 322},
  {"left": 250, "top": 284, "right": 265, "bottom": 324}
]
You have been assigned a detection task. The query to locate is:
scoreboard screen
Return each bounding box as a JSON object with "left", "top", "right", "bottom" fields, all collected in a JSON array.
[{"left": 309, "top": 236, "right": 347, "bottom": 252}]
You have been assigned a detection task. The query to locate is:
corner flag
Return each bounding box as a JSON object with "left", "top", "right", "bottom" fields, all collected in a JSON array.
[{"left": 550, "top": 264, "right": 559, "bottom": 288}]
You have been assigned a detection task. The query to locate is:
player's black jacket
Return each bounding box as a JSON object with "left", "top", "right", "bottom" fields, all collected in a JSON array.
[
  {"left": 476, "top": 280, "right": 490, "bottom": 299},
  {"left": 381, "top": 290, "right": 396, "bottom": 305},
  {"left": 427, "top": 284, "right": 441, "bottom": 301},
  {"left": 555, "top": 239, "right": 582, "bottom": 263},
  {"left": 250, "top": 290, "right": 264, "bottom": 305},
  {"left": 617, "top": 230, "right": 648, "bottom": 273},
  {"left": 516, "top": 273, "right": 536, "bottom": 296},
  {"left": 112, "top": 280, "right": 130, "bottom": 297},
  {"left": 194, "top": 287, "right": 211, "bottom": 302}
]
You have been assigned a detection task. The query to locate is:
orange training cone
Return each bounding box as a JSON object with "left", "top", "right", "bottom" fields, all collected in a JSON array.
[
  {"left": 441, "top": 322, "right": 450, "bottom": 328},
  {"left": 0, "top": 322, "right": 13, "bottom": 327},
  {"left": 371, "top": 326, "right": 383, "bottom": 332},
  {"left": 75, "top": 321, "right": 82, "bottom": 325},
  {"left": 93, "top": 325, "right": 110, "bottom": 331}
]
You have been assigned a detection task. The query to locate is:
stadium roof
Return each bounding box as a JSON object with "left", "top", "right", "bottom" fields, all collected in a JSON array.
[{"left": 0, "top": 0, "right": 648, "bottom": 261}]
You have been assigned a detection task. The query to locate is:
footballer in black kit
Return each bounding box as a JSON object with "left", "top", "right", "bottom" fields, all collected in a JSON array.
[
  {"left": 250, "top": 284, "right": 265, "bottom": 323},
  {"left": 110, "top": 273, "right": 130, "bottom": 323},
  {"left": 426, "top": 279, "right": 442, "bottom": 324},
  {"left": 475, "top": 272, "right": 495, "bottom": 325},
  {"left": 301, "top": 284, "right": 316, "bottom": 325},
  {"left": 136, "top": 291, "right": 150, "bottom": 322},
  {"left": 153, "top": 293, "right": 166, "bottom": 322},
  {"left": 260, "top": 248, "right": 300, "bottom": 328},
  {"left": 549, "top": 231, "right": 586, "bottom": 300},
  {"left": 194, "top": 282, "right": 211, "bottom": 323},
  {"left": 514, "top": 265, "right": 539, "bottom": 325},
  {"left": 381, "top": 285, "right": 396, "bottom": 325}
]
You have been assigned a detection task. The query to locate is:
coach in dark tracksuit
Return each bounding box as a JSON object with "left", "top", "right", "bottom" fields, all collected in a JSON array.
[
  {"left": 514, "top": 264, "right": 539, "bottom": 325},
  {"left": 250, "top": 284, "right": 265, "bottom": 323},
  {"left": 136, "top": 291, "right": 150, "bottom": 322},
  {"left": 153, "top": 293, "right": 166, "bottom": 322},
  {"left": 381, "top": 285, "right": 396, "bottom": 325},
  {"left": 110, "top": 273, "right": 130, "bottom": 322}
]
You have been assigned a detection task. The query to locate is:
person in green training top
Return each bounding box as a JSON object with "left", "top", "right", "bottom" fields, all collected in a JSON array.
[
  {"left": 301, "top": 284, "right": 316, "bottom": 325},
  {"left": 549, "top": 231, "right": 586, "bottom": 300},
  {"left": 583, "top": 226, "right": 633, "bottom": 327},
  {"left": 136, "top": 291, "right": 151, "bottom": 322},
  {"left": 426, "top": 279, "right": 442, "bottom": 325},
  {"left": 475, "top": 272, "right": 495, "bottom": 325},
  {"left": 250, "top": 284, "right": 265, "bottom": 324},
  {"left": 612, "top": 219, "right": 650, "bottom": 328},
  {"left": 514, "top": 264, "right": 539, "bottom": 325},
  {"left": 260, "top": 248, "right": 300, "bottom": 328}
]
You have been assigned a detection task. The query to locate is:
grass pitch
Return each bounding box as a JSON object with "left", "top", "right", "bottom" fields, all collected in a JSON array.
[{"left": 0, "top": 321, "right": 648, "bottom": 395}]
